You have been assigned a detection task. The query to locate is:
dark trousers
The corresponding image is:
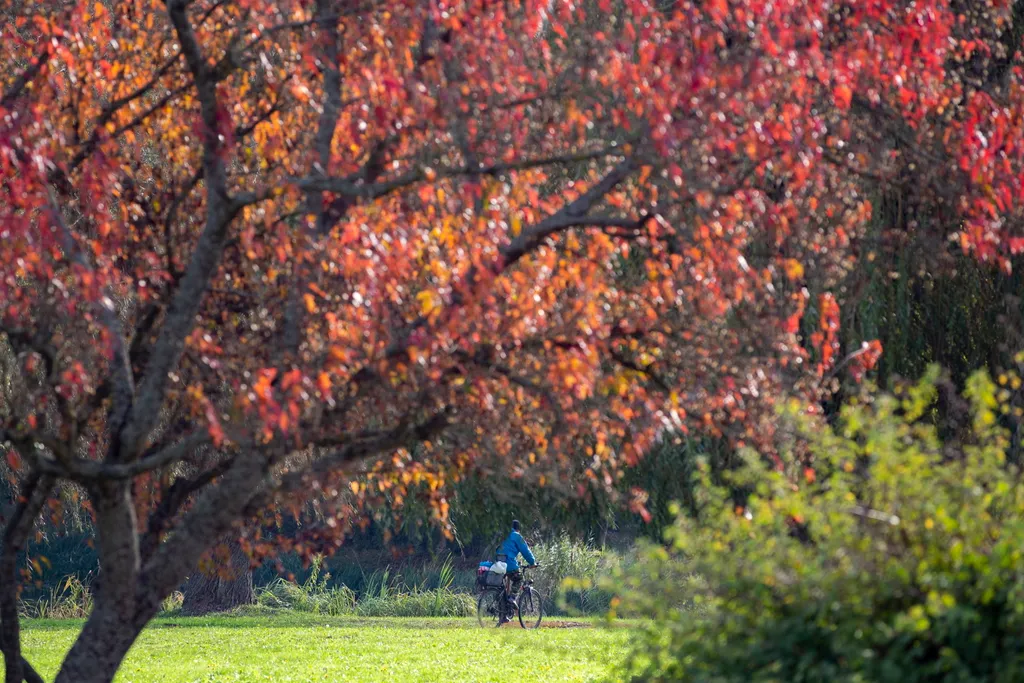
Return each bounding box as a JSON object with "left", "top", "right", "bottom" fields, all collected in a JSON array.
[{"left": 507, "top": 570, "right": 522, "bottom": 598}]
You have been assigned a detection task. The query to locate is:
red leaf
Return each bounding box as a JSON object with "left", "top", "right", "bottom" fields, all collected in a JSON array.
[{"left": 833, "top": 84, "right": 853, "bottom": 110}]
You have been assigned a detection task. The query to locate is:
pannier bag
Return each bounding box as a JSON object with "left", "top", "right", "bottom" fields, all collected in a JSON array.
[
  {"left": 484, "top": 561, "right": 507, "bottom": 587},
  {"left": 476, "top": 560, "right": 506, "bottom": 589},
  {"left": 483, "top": 571, "right": 505, "bottom": 588},
  {"left": 476, "top": 561, "right": 494, "bottom": 589}
]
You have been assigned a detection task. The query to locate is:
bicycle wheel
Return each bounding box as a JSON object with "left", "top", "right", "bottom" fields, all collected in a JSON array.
[
  {"left": 477, "top": 589, "right": 504, "bottom": 628},
  {"left": 517, "top": 587, "right": 542, "bottom": 629}
]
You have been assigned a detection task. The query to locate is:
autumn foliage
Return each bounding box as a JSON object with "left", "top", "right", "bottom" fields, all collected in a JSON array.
[{"left": 2, "top": 0, "right": 1024, "bottom": 680}]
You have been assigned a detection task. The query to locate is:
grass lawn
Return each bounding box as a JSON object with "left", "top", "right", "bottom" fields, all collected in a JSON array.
[{"left": 11, "top": 614, "right": 631, "bottom": 682}]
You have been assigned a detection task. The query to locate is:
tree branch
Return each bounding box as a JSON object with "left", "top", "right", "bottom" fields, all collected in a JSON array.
[
  {"left": 0, "top": 45, "right": 50, "bottom": 111},
  {"left": 0, "top": 326, "right": 57, "bottom": 383},
  {"left": 236, "top": 145, "right": 627, "bottom": 208},
  {"left": 121, "top": 0, "right": 239, "bottom": 460},
  {"left": 10, "top": 431, "right": 208, "bottom": 483},
  {"left": 609, "top": 348, "right": 672, "bottom": 393},
  {"left": 46, "top": 187, "right": 135, "bottom": 445},
  {"left": 500, "top": 158, "right": 639, "bottom": 266},
  {"left": 256, "top": 408, "right": 453, "bottom": 508},
  {"left": 139, "top": 454, "right": 236, "bottom": 562},
  {"left": 452, "top": 349, "right": 566, "bottom": 432}
]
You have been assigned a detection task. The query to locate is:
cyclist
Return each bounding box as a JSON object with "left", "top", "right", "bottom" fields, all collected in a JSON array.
[{"left": 496, "top": 519, "right": 536, "bottom": 622}]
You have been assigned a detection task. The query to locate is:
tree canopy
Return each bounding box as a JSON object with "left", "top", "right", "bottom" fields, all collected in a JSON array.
[{"left": 3, "top": 0, "right": 1024, "bottom": 681}]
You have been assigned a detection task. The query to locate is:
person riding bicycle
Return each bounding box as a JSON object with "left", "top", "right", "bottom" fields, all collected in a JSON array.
[{"left": 496, "top": 519, "right": 536, "bottom": 620}]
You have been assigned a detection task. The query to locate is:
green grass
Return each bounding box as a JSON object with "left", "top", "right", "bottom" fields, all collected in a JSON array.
[{"left": 11, "top": 614, "right": 631, "bottom": 682}]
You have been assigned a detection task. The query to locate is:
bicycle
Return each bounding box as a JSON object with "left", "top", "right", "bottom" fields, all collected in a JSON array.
[{"left": 476, "top": 564, "right": 542, "bottom": 629}]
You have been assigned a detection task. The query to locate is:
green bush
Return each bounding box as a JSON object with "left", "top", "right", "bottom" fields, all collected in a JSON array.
[{"left": 613, "top": 365, "right": 1024, "bottom": 682}]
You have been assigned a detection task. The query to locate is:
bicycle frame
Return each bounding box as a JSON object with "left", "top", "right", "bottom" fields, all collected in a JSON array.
[{"left": 501, "top": 566, "right": 532, "bottom": 597}]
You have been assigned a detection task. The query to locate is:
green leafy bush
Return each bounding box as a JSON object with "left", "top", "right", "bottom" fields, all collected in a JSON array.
[{"left": 614, "top": 366, "right": 1024, "bottom": 682}]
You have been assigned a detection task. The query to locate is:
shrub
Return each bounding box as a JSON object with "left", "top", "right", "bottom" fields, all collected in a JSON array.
[
  {"left": 531, "top": 533, "right": 602, "bottom": 614},
  {"left": 614, "top": 366, "right": 1024, "bottom": 682}
]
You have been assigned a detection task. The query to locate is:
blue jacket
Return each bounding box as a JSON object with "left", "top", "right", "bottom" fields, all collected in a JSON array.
[{"left": 497, "top": 530, "right": 535, "bottom": 572}]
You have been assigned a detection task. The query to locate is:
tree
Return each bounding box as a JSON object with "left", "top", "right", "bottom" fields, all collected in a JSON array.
[{"left": 3, "top": 0, "right": 1022, "bottom": 680}]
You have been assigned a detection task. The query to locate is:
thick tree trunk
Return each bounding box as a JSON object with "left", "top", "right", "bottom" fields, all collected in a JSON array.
[
  {"left": 52, "top": 481, "right": 148, "bottom": 683},
  {"left": 51, "top": 606, "right": 145, "bottom": 683},
  {"left": 180, "top": 537, "right": 253, "bottom": 616},
  {"left": 53, "top": 459, "right": 266, "bottom": 683}
]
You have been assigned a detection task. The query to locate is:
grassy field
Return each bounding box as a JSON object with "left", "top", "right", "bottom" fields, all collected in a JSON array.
[{"left": 10, "top": 614, "right": 631, "bottom": 682}]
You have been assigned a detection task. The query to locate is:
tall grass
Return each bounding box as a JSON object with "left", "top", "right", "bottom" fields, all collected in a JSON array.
[
  {"left": 253, "top": 554, "right": 474, "bottom": 618},
  {"left": 530, "top": 533, "right": 630, "bottom": 616},
  {"left": 255, "top": 555, "right": 357, "bottom": 615},
  {"left": 19, "top": 575, "right": 93, "bottom": 619}
]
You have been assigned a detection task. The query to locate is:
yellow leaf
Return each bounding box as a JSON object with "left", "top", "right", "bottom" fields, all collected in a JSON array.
[
  {"left": 303, "top": 293, "right": 316, "bottom": 313},
  {"left": 416, "top": 290, "right": 438, "bottom": 316},
  {"left": 784, "top": 259, "right": 804, "bottom": 281},
  {"left": 511, "top": 214, "right": 522, "bottom": 236}
]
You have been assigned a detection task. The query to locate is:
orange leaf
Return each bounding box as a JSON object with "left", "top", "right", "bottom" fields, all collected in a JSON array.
[{"left": 833, "top": 84, "right": 852, "bottom": 110}]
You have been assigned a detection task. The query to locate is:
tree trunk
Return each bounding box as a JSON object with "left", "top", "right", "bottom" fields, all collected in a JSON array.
[
  {"left": 52, "top": 605, "right": 144, "bottom": 683},
  {"left": 53, "top": 458, "right": 267, "bottom": 682},
  {"left": 1, "top": 472, "right": 52, "bottom": 683},
  {"left": 180, "top": 536, "right": 253, "bottom": 616}
]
